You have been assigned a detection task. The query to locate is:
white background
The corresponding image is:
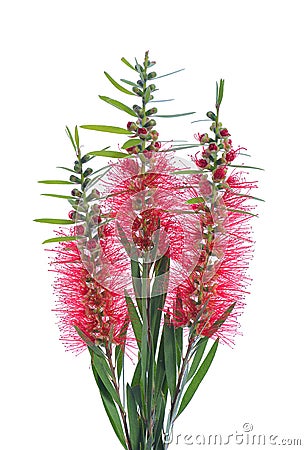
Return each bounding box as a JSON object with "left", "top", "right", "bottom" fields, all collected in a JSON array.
[{"left": 1, "top": 0, "right": 304, "bottom": 448}]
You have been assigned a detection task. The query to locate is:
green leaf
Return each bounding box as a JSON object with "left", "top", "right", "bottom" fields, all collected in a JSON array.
[
  {"left": 104, "top": 72, "right": 135, "bottom": 95},
  {"left": 125, "top": 292, "right": 142, "bottom": 349},
  {"left": 186, "top": 197, "right": 205, "bottom": 204},
  {"left": 74, "top": 126, "right": 79, "bottom": 148},
  {"left": 228, "top": 191, "right": 265, "bottom": 202},
  {"left": 217, "top": 79, "right": 225, "bottom": 106},
  {"left": 229, "top": 164, "right": 264, "bottom": 171},
  {"left": 56, "top": 166, "right": 76, "bottom": 173},
  {"left": 150, "top": 99, "right": 174, "bottom": 103},
  {"left": 92, "top": 352, "right": 123, "bottom": 409},
  {"left": 92, "top": 365, "right": 127, "bottom": 449},
  {"left": 38, "top": 179, "right": 73, "bottom": 184},
  {"left": 154, "top": 112, "right": 195, "bottom": 118},
  {"left": 41, "top": 193, "right": 75, "bottom": 200},
  {"left": 42, "top": 235, "right": 81, "bottom": 244},
  {"left": 131, "top": 360, "right": 142, "bottom": 387},
  {"left": 75, "top": 326, "right": 105, "bottom": 357},
  {"left": 115, "top": 345, "right": 124, "bottom": 380},
  {"left": 121, "top": 57, "right": 136, "bottom": 71},
  {"left": 120, "top": 78, "right": 138, "bottom": 87},
  {"left": 121, "top": 138, "right": 142, "bottom": 149},
  {"left": 175, "top": 327, "right": 183, "bottom": 369},
  {"left": 171, "top": 169, "right": 205, "bottom": 175},
  {"left": 163, "top": 318, "right": 177, "bottom": 399},
  {"left": 178, "top": 339, "right": 219, "bottom": 416},
  {"left": 65, "top": 126, "right": 76, "bottom": 151},
  {"left": 98, "top": 96, "right": 137, "bottom": 117},
  {"left": 88, "top": 150, "right": 129, "bottom": 158},
  {"left": 187, "top": 337, "right": 208, "bottom": 381},
  {"left": 227, "top": 208, "right": 258, "bottom": 217},
  {"left": 127, "top": 384, "right": 140, "bottom": 450},
  {"left": 33, "top": 218, "right": 74, "bottom": 224},
  {"left": 155, "top": 68, "right": 185, "bottom": 79},
  {"left": 81, "top": 124, "right": 130, "bottom": 134}
]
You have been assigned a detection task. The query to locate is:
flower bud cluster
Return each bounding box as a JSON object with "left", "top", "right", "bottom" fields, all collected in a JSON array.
[{"left": 194, "top": 115, "right": 237, "bottom": 183}]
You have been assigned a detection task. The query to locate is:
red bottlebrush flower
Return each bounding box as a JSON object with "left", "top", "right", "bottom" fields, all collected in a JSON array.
[
  {"left": 220, "top": 128, "right": 231, "bottom": 137},
  {"left": 168, "top": 171, "right": 257, "bottom": 346},
  {"left": 213, "top": 166, "right": 227, "bottom": 181},
  {"left": 50, "top": 234, "right": 131, "bottom": 354}
]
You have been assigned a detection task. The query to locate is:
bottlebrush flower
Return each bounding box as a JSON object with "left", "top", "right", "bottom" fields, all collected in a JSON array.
[
  {"left": 169, "top": 171, "right": 256, "bottom": 345},
  {"left": 50, "top": 233, "right": 130, "bottom": 354}
]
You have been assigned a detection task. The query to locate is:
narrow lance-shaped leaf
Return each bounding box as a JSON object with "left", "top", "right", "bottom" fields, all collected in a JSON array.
[
  {"left": 38, "top": 180, "right": 73, "bottom": 184},
  {"left": 80, "top": 125, "right": 130, "bottom": 134},
  {"left": 98, "top": 96, "right": 137, "bottom": 117},
  {"left": 155, "top": 68, "right": 185, "bottom": 79},
  {"left": 42, "top": 235, "right": 81, "bottom": 245},
  {"left": 65, "top": 126, "right": 76, "bottom": 151},
  {"left": 125, "top": 292, "right": 142, "bottom": 348},
  {"left": 92, "top": 365, "right": 127, "bottom": 450},
  {"left": 177, "top": 338, "right": 219, "bottom": 417},
  {"left": 33, "top": 218, "right": 74, "bottom": 225},
  {"left": 154, "top": 111, "right": 196, "bottom": 118},
  {"left": 41, "top": 193, "right": 75, "bottom": 200},
  {"left": 74, "top": 125, "right": 79, "bottom": 148},
  {"left": 75, "top": 326, "right": 105, "bottom": 357},
  {"left": 127, "top": 384, "right": 140, "bottom": 450},
  {"left": 121, "top": 57, "right": 136, "bottom": 71},
  {"left": 120, "top": 78, "right": 138, "bottom": 87},
  {"left": 104, "top": 72, "right": 135, "bottom": 95},
  {"left": 88, "top": 150, "right": 129, "bottom": 158},
  {"left": 163, "top": 317, "right": 177, "bottom": 398},
  {"left": 121, "top": 138, "right": 142, "bottom": 149},
  {"left": 92, "top": 352, "right": 123, "bottom": 409},
  {"left": 187, "top": 337, "right": 208, "bottom": 381}
]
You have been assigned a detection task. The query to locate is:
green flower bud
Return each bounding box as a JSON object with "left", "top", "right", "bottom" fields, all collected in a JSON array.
[
  {"left": 145, "top": 119, "right": 156, "bottom": 128},
  {"left": 70, "top": 175, "right": 81, "bottom": 183},
  {"left": 132, "top": 86, "right": 143, "bottom": 96},
  {"left": 74, "top": 161, "right": 82, "bottom": 173},
  {"left": 81, "top": 178, "right": 91, "bottom": 190},
  {"left": 206, "top": 111, "right": 217, "bottom": 121},
  {"left": 83, "top": 168, "right": 93, "bottom": 177},
  {"left": 146, "top": 107, "right": 158, "bottom": 115},
  {"left": 81, "top": 154, "right": 92, "bottom": 163},
  {"left": 148, "top": 71, "right": 157, "bottom": 79},
  {"left": 149, "top": 84, "right": 157, "bottom": 91}
]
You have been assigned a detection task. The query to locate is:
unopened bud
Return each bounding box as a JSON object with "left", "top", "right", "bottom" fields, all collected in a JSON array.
[
  {"left": 206, "top": 111, "right": 217, "bottom": 121},
  {"left": 132, "top": 86, "right": 143, "bottom": 96},
  {"left": 83, "top": 168, "right": 93, "bottom": 177},
  {"left": 71, "top": 188, "right": 82, "bottom": 197},
  {"left": 74, "top": 162, "right": 81, "bottom": 173},
  {"left": 81, "top": 154, "right": 92, "bottom": 163},
  {"left": 70, "top": 175, "right": 81, "bottom": 183},
  {"left": 148, "top": 71, "right": 157, "bottom": 79},
  {"left": 149, "top": 84, "right": 157, "bottom": 91},
  {"left": 82, "top": 178, "right": 91, "bottom": 190},
  {"left": 145, "top": 119, "right": 156, "bottom": 128},
  {"left": 146, "top": 107, "right": 158, "bottom": 115},
  {"left": 127, "top": 121, "right": 137, "bottom": 131}
]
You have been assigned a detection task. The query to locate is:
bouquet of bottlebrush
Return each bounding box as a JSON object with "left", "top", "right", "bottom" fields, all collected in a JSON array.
[{"left": 35, "top": 51, "right": 262, "bottom": 450}]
